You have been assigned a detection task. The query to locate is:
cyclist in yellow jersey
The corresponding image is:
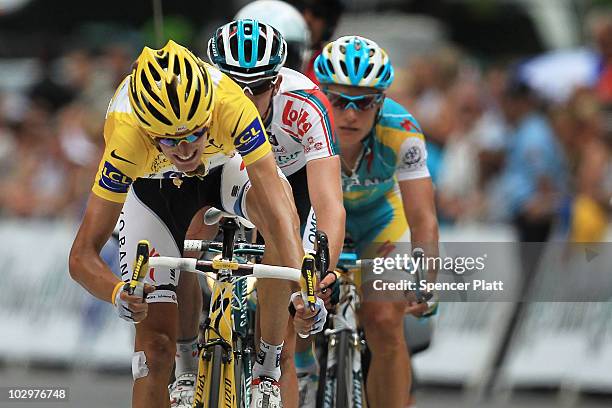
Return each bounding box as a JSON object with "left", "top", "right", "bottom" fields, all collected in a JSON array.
[{"left": 69, "top": 40, "right": 312, "bottom": 408}]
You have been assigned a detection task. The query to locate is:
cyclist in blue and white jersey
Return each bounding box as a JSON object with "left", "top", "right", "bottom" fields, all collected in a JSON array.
[{"left": 315, "top": 36, "right": 439, "bottom": 408}]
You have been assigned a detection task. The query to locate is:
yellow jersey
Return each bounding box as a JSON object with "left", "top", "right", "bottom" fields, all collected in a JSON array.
[{"left": 92, "top": 63, "right": 271, "bottom": 203}]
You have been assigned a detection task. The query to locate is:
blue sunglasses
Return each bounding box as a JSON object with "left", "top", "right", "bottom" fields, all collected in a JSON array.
[
  {"left": 324, "top": 90, "right": 384, "bottom": 111},
  {"left": 155, "top": 127, "right": 208, "bottom": 147}
]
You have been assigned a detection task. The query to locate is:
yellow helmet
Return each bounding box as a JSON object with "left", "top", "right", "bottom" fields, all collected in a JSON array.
[{"left": 128, "top": 40, "right": 214, "bottom": 137}]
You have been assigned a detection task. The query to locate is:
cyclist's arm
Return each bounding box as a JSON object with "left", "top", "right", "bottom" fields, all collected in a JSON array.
[
  {"left": 306, "top": 156, "right": 345, "bottom": 271},
  {"left": 246, "top": 152, "right": 304, "bottom": 269},
  {"left": 399, "top": 178, "right": 439, "bottom": 283},
  {"left": 395, "top": 133, "right": 439, "bottom": 283},
  {"left": 69, "top": 194, "right": 123, "bottom": 302}
]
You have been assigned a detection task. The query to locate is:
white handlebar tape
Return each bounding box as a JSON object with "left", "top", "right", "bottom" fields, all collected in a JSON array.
[
  {"left": 252, "top": 264, "right": 301, "bottom": 282},
  {"left": 149, "top": 257, "right": 198, "bottom": 272}
]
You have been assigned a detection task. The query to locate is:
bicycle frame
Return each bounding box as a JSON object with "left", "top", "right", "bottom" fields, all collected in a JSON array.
[
  {"left": 194, "top": 218, "right": 239, "bottom": 408},
  {"left": 322, "top": 256, "right": 367, "bottom": 408}
]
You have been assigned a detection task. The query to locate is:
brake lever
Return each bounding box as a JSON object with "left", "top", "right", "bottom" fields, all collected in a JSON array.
[{"left": 412, "top": 247, "right": 433, "bottom": 304}]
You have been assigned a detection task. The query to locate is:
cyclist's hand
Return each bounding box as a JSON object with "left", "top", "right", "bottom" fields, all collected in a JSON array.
[
  {"left": 114, "top": 283, "right": 155, "bottom": 323},
  {"left": 290, "top": 292, "right": 328, "bottom": 338},
  {"left": 317, "top": 271, "right": 339, "bottom": 309},
  {"left": 405, "top": 301, "right": 429, "bottom": 317}
]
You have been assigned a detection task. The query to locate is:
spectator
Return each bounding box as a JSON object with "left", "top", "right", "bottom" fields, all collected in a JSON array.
[
  {"left": 588, "top": 9, "right": 612, "bottom": 103},
  {"left": 437, "top": 81, "right": 505, "bottom": 223},
  {"left": 495, "top": 76, "right": 568, "bottom": 241},
  {"left": 0, "top": 106, "right": 81, "bottom": 218},
  {"left": 300, "top": 0, "right": 345, "bottom": 82},
  {"left": 566, "top": 95, "right": 612, "bottom": 242}
]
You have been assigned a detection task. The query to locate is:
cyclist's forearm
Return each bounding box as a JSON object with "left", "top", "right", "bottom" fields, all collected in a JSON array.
[
  {"left": 409, "top": 217, "right": 439, "bottom": 283},
  {"left": 264, "top": 211, "right": 304, "bottom": 268},
  {"left": 69, "top": 246, "right": 120, "bottom": 303}
]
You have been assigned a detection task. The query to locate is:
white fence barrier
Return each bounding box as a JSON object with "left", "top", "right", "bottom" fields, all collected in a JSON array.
[{"left": 1, "top": 220, "right": 611, "bottom": 393}]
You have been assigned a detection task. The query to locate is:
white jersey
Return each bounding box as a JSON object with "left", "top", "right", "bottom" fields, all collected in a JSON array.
[{"left": 265, "top": 67, "right": 337, "bottom": 176}]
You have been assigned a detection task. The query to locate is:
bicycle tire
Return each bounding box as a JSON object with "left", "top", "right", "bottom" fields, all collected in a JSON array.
[
  {"left": 234, "top": 347, "right": 243, "bottom": 408},
  {"left": 335, "top": 330, "right": 351, "bottom": 408},
  {"left": 207, "top": 345, "right": 224, "bottom": 408},
  {"left": 234, "top": 339, "right": 251, "bottom": 408}
]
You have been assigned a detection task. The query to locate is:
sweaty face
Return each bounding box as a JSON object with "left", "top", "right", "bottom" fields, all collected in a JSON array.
[
  {"left": 155, "top": 127, "right": 208, "bottom": 172},
  {"left": 326, "top": 84, "right": 382, "bottom": 149}
]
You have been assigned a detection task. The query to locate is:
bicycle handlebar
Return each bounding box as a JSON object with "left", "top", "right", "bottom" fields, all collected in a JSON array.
[
  {"left": 184, "top": 239, "right": 266, "bottom": 253},
  {"left": 148, "top": 256, "right": 301, "bottom": 282}
]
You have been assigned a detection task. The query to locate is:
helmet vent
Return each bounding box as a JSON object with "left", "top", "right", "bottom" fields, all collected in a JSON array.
[
  {"left": 142, "top": 95, "right": 172, "bottom": 126},
  {"left": 353, "top": 57, "right": 360, "bottom": 74},
  {"left": 185, "top": 62, "right": 193, "bottom": 94},
  {"left": 148, "top": 63, "right": 161, "bottom": 82},
  {"left": 166, "top": 76, "right": 181, "bottom": 119},
  {"left": 133, "top": 108, "right": 151, "bottom": 127},
  {"left": 140, "top": 71, "right": 164, "bottom": 106},
  {"left": 364, "top": 63, "right": 373, "bottom": 78},
  {"left": 187, "top": 79, "right": 200, "bottom": 121},
  {"left": 173, "top": 55, "right": 181, "bottom": 76},
  {"left": 339, "top": 60, "right": 348, "bottom": 76}
]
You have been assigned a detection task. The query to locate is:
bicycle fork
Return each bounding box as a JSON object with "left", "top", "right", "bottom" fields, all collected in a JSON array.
[
  {"left": 322, "top": 293, "right": 366, "bottom": 408},
  {"left": 195, "top": 275, "right": 236, "bottom": 408}
]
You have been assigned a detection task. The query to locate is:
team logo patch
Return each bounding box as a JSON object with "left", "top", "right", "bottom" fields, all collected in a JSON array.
[
  {"left": 282, "top": 100, "right": 312, "bottom": 137},
  {"left": 403, "top": 146, "right": 422, "bottom": 168},
  {"left": 99, "top": 161, "right": 133, "bottom": 193},
  {"left": 235, "top": 118, "right": 266, "bottom": 155}
]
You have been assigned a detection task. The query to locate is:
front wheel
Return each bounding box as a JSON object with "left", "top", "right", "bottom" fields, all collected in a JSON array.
[
  {"left": 335, "top": 330, "right": 351, "bottom": 408},
  {"left": 207, "top": 345, "right": 224, "bottom": 408}
]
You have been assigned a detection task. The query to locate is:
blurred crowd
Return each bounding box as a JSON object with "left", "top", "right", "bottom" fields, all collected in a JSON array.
[
  {"left": 387, "top": 17, "right": 612, "bottom": 243},
  {"left": 0, "top": 2, "right": 611, "bottom": 243}
]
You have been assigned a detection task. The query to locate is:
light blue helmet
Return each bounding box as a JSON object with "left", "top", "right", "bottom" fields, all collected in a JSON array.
[
  {"left": 314, "top": 35, "right": 394, "bottom": 90},
  {"left": 208, "top": 19, "right": 287, "bottom": 84}
]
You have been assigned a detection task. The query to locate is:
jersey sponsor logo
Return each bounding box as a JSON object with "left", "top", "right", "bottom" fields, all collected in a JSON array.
[
  {"left": 400, "top": 118, "right": 420, "bottom": 133},
  {"left": 150, "top": 153, "right": 171, "bottom": 173},
  {"left": 110, "top": 149, "right": 136, "bottom": 165},
  {"left": 99, "top": 161, "right": 133, "bottom": 193},
  {"left": 235, "top": 118, "right": 266, "bottom": 155},
  {"left": 148, "top": 247, "right": 159, "bottom": 282},
  {"left": 342, "top": 174, "right": 394, "bottom": 189},
  {"left": 401, "top": 146, "right": 422, "bottom": 168},
  {"left": 273, "top": 145, "right": 287, "bottom": 154},
  {"left": 278, "top": 152, "right": 299, "bottom": 165},
  {"left": 282, "top": 100, "right": 313, "bottom": 137},
  {"left": 303, "top": 136, "right": 324, "bottom": 153}
]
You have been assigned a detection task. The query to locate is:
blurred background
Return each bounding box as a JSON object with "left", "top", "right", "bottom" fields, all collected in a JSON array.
[{"left": 0, "top": 0, "right": 611, "bottom": 406}]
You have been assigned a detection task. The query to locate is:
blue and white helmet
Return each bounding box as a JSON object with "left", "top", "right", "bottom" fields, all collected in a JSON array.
[
  {"left": 208, "top": 19, "right": 287, "bottom": 84},
  {"left": 314, "top": 35, "right": 394, "bottom": 90}
]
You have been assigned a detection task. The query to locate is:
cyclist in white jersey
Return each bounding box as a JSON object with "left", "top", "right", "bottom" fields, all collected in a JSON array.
[{"left": 168, "top": 20, "right": 345, "bottom": 408}]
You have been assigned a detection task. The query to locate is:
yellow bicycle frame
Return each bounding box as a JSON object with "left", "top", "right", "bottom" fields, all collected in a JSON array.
[
  {"left": 192, "top": 254, "right": 316, "bottom": 408},
  {"left": 194, "top": 270, "right": 237, "bottom": 407}
]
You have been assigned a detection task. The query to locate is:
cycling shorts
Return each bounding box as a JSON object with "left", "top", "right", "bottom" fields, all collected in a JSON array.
[{"left": 345, "top": 187, "right": 411, "bottom": 288}]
